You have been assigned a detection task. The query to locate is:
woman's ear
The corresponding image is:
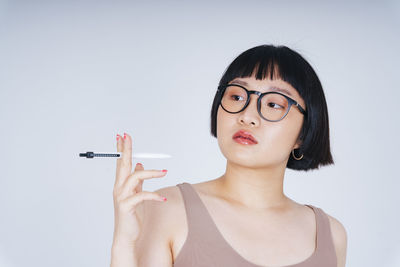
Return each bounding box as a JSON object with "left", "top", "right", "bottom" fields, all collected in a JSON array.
[{"left": 293, "top": 138, "right": 303, "bottom": 150}]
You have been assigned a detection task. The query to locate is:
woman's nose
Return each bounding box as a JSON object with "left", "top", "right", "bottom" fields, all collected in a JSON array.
[{"left": 238, "top": 94, "right": 260, "bottom": 125}]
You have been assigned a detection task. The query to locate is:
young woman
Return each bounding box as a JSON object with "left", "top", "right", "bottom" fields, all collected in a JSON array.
[{"left": 110, "top": 45, "right": 348, "bottom": 267}]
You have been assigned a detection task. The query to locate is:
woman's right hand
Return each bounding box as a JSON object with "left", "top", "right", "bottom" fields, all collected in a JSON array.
[{"left": 112, "top": 132, "right": 168, "bottom": 247}]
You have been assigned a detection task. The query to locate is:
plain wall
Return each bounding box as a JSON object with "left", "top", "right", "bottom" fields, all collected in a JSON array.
[{"left": 0, "top": 0, "right": 399, "bottom": 266}]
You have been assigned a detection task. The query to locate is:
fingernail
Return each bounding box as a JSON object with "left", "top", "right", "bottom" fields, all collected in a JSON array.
[
  {"left": 123, "top": 133, "right": 126, "bottom": 139},
  {"left": 136, "top": 163, "right": 142, "bottom": 166},
  {"left": 162, "top": 197, "right": 167, "bottom": 201},
  {"left": 116, "top": 134, "right": 120, "bottom": 141},
  {"left": 162, "top": 169, "right": 168, "bottom": 172}
]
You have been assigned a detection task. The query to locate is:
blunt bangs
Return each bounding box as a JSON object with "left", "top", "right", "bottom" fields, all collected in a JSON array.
[{"left": 218, "top": 45, "right": 310, "bottom": 107}]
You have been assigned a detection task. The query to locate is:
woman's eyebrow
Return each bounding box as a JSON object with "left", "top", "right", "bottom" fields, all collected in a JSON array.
[{"left": 230, "top": 79, "right": 293, "bottom": 97}]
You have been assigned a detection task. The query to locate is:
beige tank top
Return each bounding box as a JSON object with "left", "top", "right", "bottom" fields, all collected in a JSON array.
[{"left": 173, "top": 182, "right": 337, "bottom": 267}]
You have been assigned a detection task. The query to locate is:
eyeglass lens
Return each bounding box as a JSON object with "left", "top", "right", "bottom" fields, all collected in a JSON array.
[{"left": 221, "top": 85, "right": 290, "bottom": 121}]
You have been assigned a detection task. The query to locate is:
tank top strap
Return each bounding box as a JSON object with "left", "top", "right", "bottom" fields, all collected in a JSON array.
[
  {"left": 306, "top": 204, "right": 337, "bottom": 260},
  {"left": 176, "top": 182, "right": 222, "bottom": 239}
]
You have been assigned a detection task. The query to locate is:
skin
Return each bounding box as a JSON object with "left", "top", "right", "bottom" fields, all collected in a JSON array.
[
  {"left": 214, "top": 75, "right": 305, "bottom": 211},
  {"left": 133, "top": 74, "right": 348, "bottom": 267}
]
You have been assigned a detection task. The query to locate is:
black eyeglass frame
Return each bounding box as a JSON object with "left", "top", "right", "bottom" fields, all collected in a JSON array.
[{"left": 217, "top": 83, "right": 308, "bottom": 122}]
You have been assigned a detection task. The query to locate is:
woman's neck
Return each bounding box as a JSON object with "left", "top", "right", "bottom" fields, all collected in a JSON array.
[{"left": 214, "top": 160, "right": 292, "bottom": 211}]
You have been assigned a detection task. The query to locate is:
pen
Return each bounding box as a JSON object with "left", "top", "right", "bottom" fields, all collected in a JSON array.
[{"left": 79, "top": 151, "right": 172, "bottom": 159}]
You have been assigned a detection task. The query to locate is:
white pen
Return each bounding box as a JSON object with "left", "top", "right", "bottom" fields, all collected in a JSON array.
[{"left": 79, "top": 151, "right": 172, "bottom": 159}]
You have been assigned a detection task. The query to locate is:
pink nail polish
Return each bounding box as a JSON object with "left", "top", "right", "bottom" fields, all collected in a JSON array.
[
  {"left": 123, "top": 133, "right": 126, "bottom": 139},
  {"left": 116, "top": 135, "right": 120, "bottom": 141},
  {"left": 162, "top": 169, "right": 168, "bottom": 172}
]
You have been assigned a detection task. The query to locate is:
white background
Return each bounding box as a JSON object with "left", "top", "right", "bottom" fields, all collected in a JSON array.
[{"left": 0, "top": 1, "right": 399, "bottom": 266}]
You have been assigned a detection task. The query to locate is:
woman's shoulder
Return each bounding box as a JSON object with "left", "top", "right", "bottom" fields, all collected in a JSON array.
[
  {"left": 316, "top": 206, "right": 347, "bottom": 246},
  {"left": 316, "top": 206, "right": 348, "bottom": 267},
  {"left": 133, "top": 184, "right": 187, "bottom": 265},
  {"left": 148, "top": 183, "right": 186, "bottom": 221},
  {"left": 133, "top": 184, "right": 186, "bottom": 254},
  {"left": 154, "top": 183, "right": 185, "bottom": 203},
  {"left": 151, "top": 181, "right": 211, "bottom": 232},
  {"left": 151, "top": 183, "right": 188, "bottom": 225},
  {"left": 153, "top": 181, "right": 209, "bottom": 203}
]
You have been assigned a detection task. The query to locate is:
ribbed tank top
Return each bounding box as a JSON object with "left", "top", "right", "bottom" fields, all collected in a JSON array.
[{"left": 173, "top": 182, "right": 337, "bottom": 267}]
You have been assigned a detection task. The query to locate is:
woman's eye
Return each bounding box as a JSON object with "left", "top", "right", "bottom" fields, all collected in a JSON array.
[
  {"left": 232, "top": 95, "right": 244, "bottom": 101},
  {"left": 267, "top": 102, "right": 283, "bottom": 109}
]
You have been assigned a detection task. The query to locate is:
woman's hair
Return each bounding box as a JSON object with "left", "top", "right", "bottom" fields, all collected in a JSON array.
[{"left": 210, "top": 44, "right": 334, "bottom": 171}]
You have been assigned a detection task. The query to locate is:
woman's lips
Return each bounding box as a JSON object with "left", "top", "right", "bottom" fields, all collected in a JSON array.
[
  {"left": 232, "top": 130, "right": 258, "bottom": 144},
  {"left": 233, "top": 136, "right": 258, "bottom": 145}
]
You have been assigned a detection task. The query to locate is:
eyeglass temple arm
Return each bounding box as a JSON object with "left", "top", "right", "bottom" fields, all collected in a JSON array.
[{"left": 295, "top": 102, "right": 307, "bottom": 115}]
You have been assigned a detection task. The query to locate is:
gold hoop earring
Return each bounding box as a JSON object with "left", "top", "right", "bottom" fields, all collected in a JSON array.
[{"left": 292, "top": 149, "right": 303, "bottom": 160}]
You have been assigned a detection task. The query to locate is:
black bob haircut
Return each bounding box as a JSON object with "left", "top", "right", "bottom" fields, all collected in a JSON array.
[{"left": 210, "top": 44, "right": 334, "bottom": 171}]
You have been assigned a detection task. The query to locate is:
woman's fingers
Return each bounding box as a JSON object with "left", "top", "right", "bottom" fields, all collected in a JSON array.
[
  {"left": 133, "top": 163, "right": 144, "bottom": 193},
  {"left": 114, "top": 132, "right": 168, "bottom": 198},
  {"left": 122, "top": 133, "right": 133, "bottom": 169},
  {"left": 115, "top": 132, "right": 133, "bottom": 187},
  {"left": 119, "top": 191, "right": 167, "bottom": 212},
  {"left": 112, "top": 132, "right": 168, "bottom": 246},
  {"left": 121, "top": 168, "right": 167, "bottom": 197},
  {"left": 115, "top": 134, "right": 124, "bottom": 183}
]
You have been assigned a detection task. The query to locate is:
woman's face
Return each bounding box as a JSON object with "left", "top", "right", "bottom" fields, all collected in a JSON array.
[{"left": 216, "top": 75, "right": 306, "bottom": 168}]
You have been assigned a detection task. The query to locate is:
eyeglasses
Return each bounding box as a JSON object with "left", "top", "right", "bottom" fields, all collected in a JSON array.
[{"left": 217, "top": 84, "right": 307, "bottom": 122}]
